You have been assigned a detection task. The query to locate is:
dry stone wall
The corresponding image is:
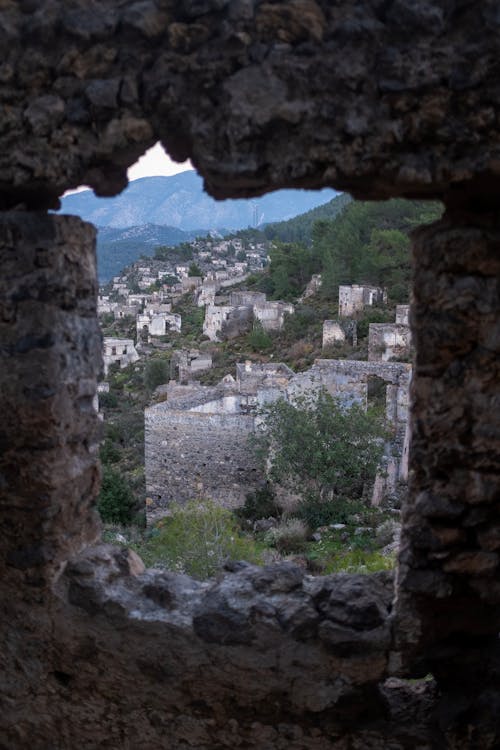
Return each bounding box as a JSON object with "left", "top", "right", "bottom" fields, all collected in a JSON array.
[
  {"left": 145, "top": 396, "right": 261, "bottom": 514},
  {"left": 2, "top": 2, "right": 500, "bottom": 208},
  {"left": 1, "top": 2, "right": 500, "bottom": 747}
]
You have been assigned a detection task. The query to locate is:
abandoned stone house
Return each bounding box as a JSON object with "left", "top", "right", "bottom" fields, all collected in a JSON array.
[
  {"left": 322, "top": 319, "right": 346, "bottom": 347},
  {"left": 102, "top": 337, "right": 139, "bottom": 376},
  {"left": 203, "top": 293, "right": 294, "bottom": 340},
  {"left": 145, "top": 358, "right": 410, "bottom": 517},
  {"left": 338, "top": 284, "right": 387, "bottom": 318},
  {"left": 136, "top": 309, "right": 182, "bottom": 339},
  {"left": 1, "top": 4, "right": 499, "bottom": 749},
  {"left": 368, "top": 305, "right": 413, "bottom": 362},
  {"left": 171, "top": 348, "right": 213, "bottom": 383}
]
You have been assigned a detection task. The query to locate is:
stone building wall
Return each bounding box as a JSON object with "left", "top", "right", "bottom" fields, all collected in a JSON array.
[
  {"left": 229, "top": 290, "right": 266, "bottom": 307},
  {"left": 253, "top": 300, "right": 295, "bottom": 331},
  {"left": 102, "top": 337, "right": 139, "bottom": 375},
  {"left": 322, "top": 320, "right": 346, "bottom": 347},
  {"left": 338, "top": 285, "right": 386, "bottom": 318},
  {"left": 203, "top": 303, "right": 253, "bottom": 341},
  {"left": 1, "top": 3, "right": 500, "bottom": 748},
  {"left": 137, "top": 311, "right": 181, "bottom": 337},
  {"left": 145, "top": 389, "right": 261, "bottom": 516},
  {"left": 395, "top": 305, "right": 410, "bottom": 326},
  {"left": 368, "top": 323, "right": 412, "bottom": 362}
]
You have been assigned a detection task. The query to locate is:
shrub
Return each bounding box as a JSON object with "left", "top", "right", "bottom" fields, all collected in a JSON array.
[
  {"left": 98, "top": 391, "right": 118, "bottom": 409},
  {"left": 133, "top": 500, "right": 263, "bottom": 579},
  {"left": 323, "top": 549, "right": 395, "bottom": 574},
  {"left": 254, "top": 389, "right": 387, "bottom": 513},
  {"left": 296, "top": 495, "right": 366, "bottom": 529},
  {"left": 264, "top": 518, "right": 309, "bottom": 553},
  {"left": 144, "top": 357, "right": 170, "bottom": 391},
  {"left": 235, "top": 486, "right": 281, "bottom": 523},
  {"left": 99, "top": 439, "right": 121, "bottom": 464},
  {"left": 98, "top": 466, "right": 136, "bottom": 525},
  {"left": 246, "top": 322, "right": 273, "bottom": 352}
]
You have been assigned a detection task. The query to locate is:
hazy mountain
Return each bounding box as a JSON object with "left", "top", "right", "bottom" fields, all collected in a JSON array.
[{"left": 60, "top": 171, "right": 337, "bottom": 231}]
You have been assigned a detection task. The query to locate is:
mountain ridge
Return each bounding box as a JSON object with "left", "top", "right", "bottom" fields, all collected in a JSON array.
[{"left": 60, "top": 171, "right": 337, "bottom": 231}]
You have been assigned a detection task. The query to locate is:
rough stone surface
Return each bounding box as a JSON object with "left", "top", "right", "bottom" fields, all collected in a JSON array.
[
  {"left": 1, "top": 2, "right": 500, "bottom": 207},
  {"left": 395, "top": 212, "right": 500, "bottom": 743},
  {"left": 1, "top": 3, "right": 500, "bottom": 747},
  {"left": 0, "top": 213, "right": 102, "bottom": 591}
]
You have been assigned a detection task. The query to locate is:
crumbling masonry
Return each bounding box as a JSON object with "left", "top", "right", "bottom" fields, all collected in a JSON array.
[
  {"left": 145, "top": 359, "right": 410, "bottom": 515},
  {"left": 1, "top": 3, "right": 500, "bottom": 748}
]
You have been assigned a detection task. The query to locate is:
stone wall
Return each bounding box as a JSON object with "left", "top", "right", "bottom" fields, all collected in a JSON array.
[
  {"left": 102, "top": 337, "right": 139, "bottom": 375},
  {"left": 253, "top": 300, "right": 295, "bottom": 331},
  {"left": 145, "top": 387, "right": 261, "bottom": 514},
  {"left": 229, "top": 290, "right": 267, "bottom": 307},
  {"left": 137, "top": 310, "right": 181, "bottom": 337},
  {"left": 368, "top": 323, "right": 412, "bottom": 362},
  {"left": 203, "top": 303, "right": 253, "bottom": 341},
  {"left": 322, "top": 320, "right": 346, "bottom": 347},
  {"left": 2, "top": 3, "right": 500, "bottom": 747},
  {"left": 338, "top": 285, "right": 386, "bottom": 318},
  {"left": 146, "top": 359, "right": 410, "bottom": 518}
]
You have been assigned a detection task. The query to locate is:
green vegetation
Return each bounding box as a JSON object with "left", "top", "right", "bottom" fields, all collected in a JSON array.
[
  {"left": 188, "top": 262, "right": 202, "bottom": 277},
  {"left": 155, "top": 241, "right": 194, "bottom": 262},
  {"left": 263, "top": 193, "right": 352, "bottom": 245},
  {"left": 144, "top": 357, "right": 170, "bottom": 392},
  {"left": 264, "top": 198, "right": 442, "bottom": 302},
  {"left": 235, "top": 486, "right": 281, "bottom": 523},
  {"left": 254, "top": 389, "right": 386, "bottom": 511},
  {"left": 98, "top": 466, "right": 136, "bottom": 525},
  {"left": 246, "top": 322, "right": 273, "bottom": 352},
  {"left": 131, "top": 500, "right": 263, "bottom": 579}
]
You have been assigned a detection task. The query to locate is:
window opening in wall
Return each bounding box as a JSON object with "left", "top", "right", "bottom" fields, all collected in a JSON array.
[
  {"left": 92, "top": 144, "right": 436, "bottom": 582},
  {"left": 367, "top": 374, "right": 387, "bottom": 409}
]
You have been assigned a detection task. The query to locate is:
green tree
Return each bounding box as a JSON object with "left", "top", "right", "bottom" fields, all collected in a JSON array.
[
  {"left": 144, "top": 357, "right": 170, "bottom": 391},
  {"left": 98, "top": 466, "right": 136, "bottom": 524},
  {"left": 246, "top": 321, "right": 273, "bottom": 351},
  {"left": 362, "top": 228, "right": 411, "bottom": 302},
  {"left": 267, "top": 242, "right": 313, "bottom": 300},
  {"left": 188, "top": 262, "right": 202, "bottom": 277},
  {"left": 254, "top": 389, "right": 386, "bottom": 508}
]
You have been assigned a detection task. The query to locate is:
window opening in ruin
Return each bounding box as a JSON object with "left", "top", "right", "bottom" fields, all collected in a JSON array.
[
  {"left": 367, "top": 375, "right": 387, "bottom": 409},
  {"left": 91, "top": 146, "right": 418, "bottom": 584}
]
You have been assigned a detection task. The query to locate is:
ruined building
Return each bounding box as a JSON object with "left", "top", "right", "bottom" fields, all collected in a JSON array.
[
  {"left": 368, "top": 305, "right": 413, "bottom": 362},
  {"left": 102, "top": 337, "right": 139, "bottom": 376},
  {"left": 1, "top": 3, "right": 499, "bottom": 748},
  {"left": 203, "top": 293, "right": 294, "bottom": 340},
  {"left": 145, "top": 359, "right": 410, "bottom": 517},
  {"left": 338, "top": 284, "right": 387, "bottom": 317}
]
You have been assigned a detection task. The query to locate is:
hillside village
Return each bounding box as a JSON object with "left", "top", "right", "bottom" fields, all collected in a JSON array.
[{"left": 94, "top": 198, "right": 429, "bottom": 578}]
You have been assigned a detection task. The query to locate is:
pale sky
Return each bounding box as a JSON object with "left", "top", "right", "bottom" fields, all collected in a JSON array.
[
  {"left": 64, "top": 142, "right": 192, "bottom": 195},
  {"left": 127, "top": 142, "right": 192, "bottom": 180}
]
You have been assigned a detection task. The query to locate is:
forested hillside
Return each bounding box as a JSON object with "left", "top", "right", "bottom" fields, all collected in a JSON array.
[
  {"left": 262, "top": 199, "right": 443, "bottom": 302},
  {"left": 263, "top": 192, "right": 352, "bottom": 245}
]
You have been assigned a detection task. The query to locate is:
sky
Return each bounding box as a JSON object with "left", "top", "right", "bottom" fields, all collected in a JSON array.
[
  {"left": 65, "top": 142, "right": 192, "bottom": 195},
  {"left": 127, "top": 142, "right": 192, "bottom": 180}
]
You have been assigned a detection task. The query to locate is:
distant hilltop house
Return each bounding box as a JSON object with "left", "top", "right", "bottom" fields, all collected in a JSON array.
[
  {"left": 137, "top": 310, "right": 182, "bottom": 339},
  {"left": 203, "top": 292, "right": 295, "bottom": 341},
  {"left": 338, "top": 284, "right": 387, "bottom": 318},
  {"left": 102, "top": 338, "right": 139, "bottom": 376},
  {"left": 145, "top": 358, "right": 411, "bottom": 521}
]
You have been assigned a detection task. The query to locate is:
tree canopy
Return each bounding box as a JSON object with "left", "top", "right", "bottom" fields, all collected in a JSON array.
[{"left": 254, "top": 389, "right": 387, "bottom": 509}]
